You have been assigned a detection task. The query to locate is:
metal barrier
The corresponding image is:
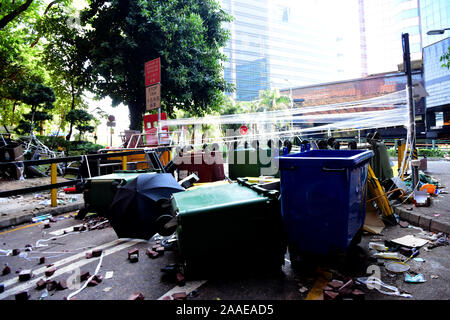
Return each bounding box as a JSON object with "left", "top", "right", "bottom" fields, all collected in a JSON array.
[{"left": 0, "top": 148, "right": 170, "bottom": 206}]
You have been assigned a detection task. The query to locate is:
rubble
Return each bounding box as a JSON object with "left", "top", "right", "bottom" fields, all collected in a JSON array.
[
  {"left": 45, "top": 268, "right": 56, "bottom": 277},
  {"left": 57, "top": 280, "right": 68, "bottom": 290},
  {"left": 92, "top": 249, "right": 103, "bottom": 257},
  {"left": 128, "top": 248, "right": 139, "bottom": 262},
  {"left": 39, "top": 257, "right": 46, "bottom": 264},
  {"left": 46, "top": 280, "right": 57, "bottom": 291},
  {"left": 18, "top": 270, "right": 33, "bottom": 281},
  {"left": 15, "top": 291, "right": 29, "bottom": 300},
  {"left": 146, "top": 248, "right": 159, "bottom": 258},
  {"left": 80, "top": 271, "right": 91, "bottom": 282},
  {"left": 0, "top": 284, "right": 4, "bottom": 293},
  {"left": 2, "top": 265, "right": 11, "bottom": 275},
  {"left": 128, "top": 292, "right": 145, "bottom": 300},
  {"left": 36, "top": 279, "right": 46, "bottom": 290},
  {"left": 12, "top": 249, "right": 20, "bottom": 256},
  {"left": 172, "top": 292, "right": 187, "bottom": 300},
  {"left": 323, "top": 290, "right": 339, "bottom": 300}
]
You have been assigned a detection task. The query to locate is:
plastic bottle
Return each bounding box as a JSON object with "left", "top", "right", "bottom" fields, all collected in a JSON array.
[{"left": 369, "top": 242, "right": 388, "bottom": 251}]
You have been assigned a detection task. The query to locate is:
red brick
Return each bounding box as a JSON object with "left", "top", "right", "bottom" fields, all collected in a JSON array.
[
  {"left": 128, "top": 248, "right": 139, "bottom": 257},
  {"left": 15, "top": 291, "right": 29, "bottom": 300},
  {"left": 46, "top": 280, "right": 57, "bottom": 291},
  {"left": 146, "top": 248, "right": 159, "bottom": 258},
  {"left": 328, "top": 280, "right": 344, "bottom": 290},
  {"left": 18, "top": 270, "right": 32, "bottom": 282},
  {"left": 128, "top": 292, "right": 145, "bottom": 300},
  {"left": 36, "top": 279, "right": 46, "bottom": 290},
  {"left": 162, "top": 295, "right": 172, "bottom": 300},
  {"left": 92, "top": 249, "right": 102, "bottom": 257},
  {"left": 45, "top": 268, "right": 56, "bottom": 277},
  {"left": 80, "top": 271, "right": 91, "bottom": 282},
  {"left": 172, "top": 292, "right": 187, "bottom": 300},
  {"left": 57, "top": 280, "right": 68, "bottom": 290},
  {"left": 2, "top": 265, "right": 11, "bottom": 275},
  {"left": 85, "top": 252, "right": 93, "bottom": 259},
  {"left": 323, "top": 290, "right": 339, "bottom": 300},
  {"left": 176, "top": 272, "right": 185, "bottom": 286},
  {"left": 87, "top": 279, "right": 99, "bottom": 287},
  {"left": 39, "top": 257, "right": 46, "bottom": 264}
]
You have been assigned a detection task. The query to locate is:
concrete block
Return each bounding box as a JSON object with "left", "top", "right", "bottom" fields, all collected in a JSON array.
[
  {"left": 18, "top": 270, "right": 32, "bottom": 281},
  {"left": 36, "top": 279, "right": 46, "bottom": 290},
  {"left": 45, "top": 268, "right": 56, "bottom": 277},
  {"left": 418, "top": 215, "right": 432, "bottom": 230},
  {"left": 430, "top": 220, "right": 450, "bottom": 234}
]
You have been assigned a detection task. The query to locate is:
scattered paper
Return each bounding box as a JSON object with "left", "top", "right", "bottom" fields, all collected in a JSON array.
[
  {"left": 431, "top": 275, "right": 439, "bottom": 279},
  {"left": 391, "top": 235, "right": 429, "bottom": 248},
  {"left": 103, "top": 287, "right": 112, "bottom": 292},
  {"left": 299, "top": 287, "right": 309, "bottom": 293},
  {"left": 105, "top": 271, "right": 114, "bottom": 279}
]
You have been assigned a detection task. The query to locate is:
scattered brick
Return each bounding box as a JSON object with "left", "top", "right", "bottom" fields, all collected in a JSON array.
[
  {"left": 49, "top": 217, "right": 57, "bottom": 223},
  {"left": 15, "top": 291, "right": 29, "bottom": 300},
  {"left": 18, "top": 270, "right": 32, "bottom": 282},
  {"left": 39, "top": 257, "right": 46, "bottom": 264},
  {"left": 323, "top": 286, "right": 333, "bottom": 292},
  {"left": 80, "top": 271, "right": 91, "bottom": 282},
  {"left": 46, "top": 280, "right": 57, "bottom": 291},
  {"left": 328, "top": 280, "right": 344, "bottom": 290},
  {"left": 46, "top": 264, "right": 54, "bottom": 268},
  {"left": 92, "top": 249, "right": 102, "bottom": 257},
  {"left": 57, "top": 280, "right": 68, "bottom": 291},
  {"left": 87, "top": 279, "right": 99, "bottom": 287},
  {"left": 146, "top": 248, "right": 159, "bottom": 258},
  {"left": 45, "top": 268, "right": 56, "bottom": 277},
  {"left": 339, "top": 288, "right": 353, "bottom": 297},
  {"left": 323, "top": 290, "right": 339, "bottom": 300},
  {"left": 176, "top": 273, "right": 185, "bottom": 286},
  {"left": 43, "top": 223, "right": 51, "bottom": 229},
  {"left": 12, "top": 249, "right": 20, "bottom": 256},
  {"left": 128, "top": 292, "right": 145, "bottom": 300},
  {"left": 85, "top": 252, "right": 93, "bottom": 259},
  {"left": 351, "top": 289, "right": 365, "bottom": 301},
  {"left": 2, "top": 265, "right": 11, "bottom": 275},
  {"left": 162, "top": 295, "right": 172, "bottom": 300},
  {"left": 93, "top": 275, "right": 103, "bottom": 283},
  {"left": 172, "top": 292, "right": 187, "bottom": 300},
  {"left": 36, "top": 279, "right": 46, "bottom": 290},
  {"left": 155, "top": 246, "right": 165, "bottom": 254}
]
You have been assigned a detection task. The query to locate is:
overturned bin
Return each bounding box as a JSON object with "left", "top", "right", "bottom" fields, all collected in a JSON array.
[
  {"left": 171, "top": 178, "right": 286, "bottom": 276},
  {"left": 278, "top": 150, "right": 374, "bottom": 257}
]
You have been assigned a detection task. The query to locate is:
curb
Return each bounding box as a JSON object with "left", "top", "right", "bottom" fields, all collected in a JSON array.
[
  {"left": 0, "top": 203, "right": 84, "bottom": 230},
  {"left": 394, "top": 206, "right": 450, "bottom": 234}
]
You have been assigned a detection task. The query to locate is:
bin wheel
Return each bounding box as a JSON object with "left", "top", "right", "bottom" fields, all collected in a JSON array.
[{"left": 156, "top": 214, "right": 177, "bottom": 236}]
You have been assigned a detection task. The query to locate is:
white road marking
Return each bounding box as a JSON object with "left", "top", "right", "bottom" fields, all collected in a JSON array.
[
  {"left": 158, "top": 280, "right": 207, "bottom": 300},
  {"left": 0, "top": 238, "right": 146, "bottom": 299},
  {"left": 49, "top": 225, "right": 84, "bottom": 236}
]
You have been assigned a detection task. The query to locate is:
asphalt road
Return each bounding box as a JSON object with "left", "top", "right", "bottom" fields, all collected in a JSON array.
[{"left": 0, "top": 212, "right": 448, "bottom": 301}]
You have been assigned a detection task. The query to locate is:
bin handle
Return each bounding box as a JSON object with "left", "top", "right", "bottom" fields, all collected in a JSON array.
[{"left": 322, "top": 167, "right": 346, "bottom": 172}]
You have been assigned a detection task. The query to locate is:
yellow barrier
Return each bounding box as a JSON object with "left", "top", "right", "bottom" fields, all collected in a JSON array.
[{"left": 51, "top": 163, "right": 57, "bottom": 207}]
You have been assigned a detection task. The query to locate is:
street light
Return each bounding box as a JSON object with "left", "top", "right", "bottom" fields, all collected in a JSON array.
[{"left": 426, "top": 27, "right": 450, "bottom": 35}]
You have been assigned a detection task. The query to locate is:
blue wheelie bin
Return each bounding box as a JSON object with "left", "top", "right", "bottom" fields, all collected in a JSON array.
[{"left": 278, "top": 149, "right": 374, "bottom": 256}]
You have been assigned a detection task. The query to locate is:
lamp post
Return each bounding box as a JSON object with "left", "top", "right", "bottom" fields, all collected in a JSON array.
[
  {"left": 426, "top": 27, "right": 450, "bottom": 35},
  {"left": 401, "top": 33, "right": 418, "bottom": 190}
]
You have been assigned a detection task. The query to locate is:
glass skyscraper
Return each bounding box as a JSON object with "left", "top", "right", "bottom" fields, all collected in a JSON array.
[{"left": 221, "top": 0, "right": 365, "bottom": 101}]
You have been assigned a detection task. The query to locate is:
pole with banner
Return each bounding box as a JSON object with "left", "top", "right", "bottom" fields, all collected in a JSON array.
[{"left": 145, "top": 58, "right": 161, "bottom": 144}]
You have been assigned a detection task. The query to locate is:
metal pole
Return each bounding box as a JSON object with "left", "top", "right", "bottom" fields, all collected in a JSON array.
[
  {"left": 158, "top": 107, "right": 161, "bottom": 145},
  {"left": 402, "top": 33, "right": 418, "bottom": 190}
]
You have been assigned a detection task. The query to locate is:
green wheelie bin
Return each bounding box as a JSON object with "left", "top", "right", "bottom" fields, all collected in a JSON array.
[{"left": 171, "top": 178, "right": 286, "bottom": 277}]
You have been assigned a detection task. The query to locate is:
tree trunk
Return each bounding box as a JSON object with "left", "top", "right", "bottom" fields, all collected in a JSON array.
[
  {"left": 65, "top": 87, "right": 76, "bottom": 141},
  {"left": 128, "top": 101, "right": 144, "bottom": 132}
]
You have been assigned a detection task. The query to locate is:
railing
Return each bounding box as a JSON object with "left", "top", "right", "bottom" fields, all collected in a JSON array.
[{"left": 0, "top": 149, "right": 164, "bottom": 205}]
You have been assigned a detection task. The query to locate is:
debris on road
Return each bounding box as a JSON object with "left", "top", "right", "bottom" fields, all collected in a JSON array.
[
  {"left": 172, "top": 292, "right": 187, "bottom": 300},
  {"left": 39, "top": 257, "right": 46, "bottom": 264},
  {"left": 36, "top": 279, "right": 46, "bottom": 290},
  {"left": 2, "top": 265, "right": 11, "bottom": 275},
  {"left": 15, "top": 291, "right": 29, "bottom": 300},
  {"left": 12, "top": 249, "right": 20, "bottom": 256},
  {"left": 355, "top": 277, "right": 412, "bottom": 298},
  {"left": 92, "top": 249, "right": 103, "bottom": 257},
  {"left": 128, "top": 248, "right": 139, "bottom": 262},
  {"left": 404, "top": 273, "right": 426, "bottom": 283},
  {"left": 128, "top": 292, "right": 145, "bottom": 300},
  {"left": 146, "top": 248, "right": 159, "bottom": 258},
  {"left": 45, "top": 268, "right": 56, "bottom": 277},
  {"left": 391, "top": 235, "right": 429, "bottom": 248},
  {"left": 46, "top": 280, "right": 57, "bottom": 291},
  {"left": 18, "top": 269, "right": 33, "bottom": 281},
  {"left": 105, "top": 271, "right": 114, "bottom": 279},
  {"left": 80, "top": 271, "right": 91, "bottom": 282},
  {"left": 57, "top": 280, "right": 68, "bottom": 290}
]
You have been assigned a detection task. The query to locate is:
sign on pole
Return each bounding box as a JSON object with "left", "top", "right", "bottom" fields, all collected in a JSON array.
[
  {"left": 145, "top": 58, "right": 161, "bottom": 87},
  {"left": 146, "top": 83, "right": 161, "bottom": 110}
]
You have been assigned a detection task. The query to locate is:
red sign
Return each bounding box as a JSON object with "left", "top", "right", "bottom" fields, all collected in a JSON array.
[
  {"left": 145, "top": 58, "right": 161, "bottom": 87},
  {"left": 240, "top": 125, "right": 248, "bottom": 135}
]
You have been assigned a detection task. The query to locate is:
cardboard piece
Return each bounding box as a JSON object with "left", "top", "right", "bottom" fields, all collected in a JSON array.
[
  {"left": 363, "top": 201, "right": 385, "bottom": 234},
  {"left": 391, "top": 235, "right": 429, "bottom": 248}
]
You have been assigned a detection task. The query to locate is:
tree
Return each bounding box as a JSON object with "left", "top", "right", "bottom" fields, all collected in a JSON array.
[
  {"left": 66, "top": 109, "right": 95, "bottom": 141},
  {"left": 253, "top": 89, "right": 290, "bottom": 112},
  {"left": 40, "top": 4, "right": 92, "bottom": 140},
  {"left": 80, "top": 0, "right": 233, "bottom": 132},
  {"left": 441, "top": 46, "right": 450, "bottom": 69},
  {"left": 12, "top": 81, "right": 56, "bottom": 135}
]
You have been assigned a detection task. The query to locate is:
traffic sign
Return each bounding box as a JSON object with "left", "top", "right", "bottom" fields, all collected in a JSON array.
[
  {"left": 145, "top": 58, "right": 161, "bottom": 87},
  {"left": 146, "top": 83, "right": 161, "bottom": 111},
  {"left": 240, "top": 125, "right": 248, "bottom": 135}
]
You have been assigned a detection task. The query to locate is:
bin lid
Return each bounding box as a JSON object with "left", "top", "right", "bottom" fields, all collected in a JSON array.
[
  {"left": 172, "top": 183, "right": 268, "bottom": 215},
  {"left": 87, "top": 172, "right": 156, "bottom": 181},
  {"left": 278, "top": 149, "right": 374, "bottom": 168}
]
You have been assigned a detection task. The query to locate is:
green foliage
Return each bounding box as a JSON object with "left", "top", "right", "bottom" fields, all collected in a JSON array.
[
  {"left": 418, "top": 148, "right": 446, "bottom": 158},
  {"left": 80, "top": 0, "right": 234, "bottom": 131},
  {"left": 440, "top": 46, "right": 450, "bottom": 69},
  {"left": 66, "top": 109, "right": 95, "bottom": 140}
]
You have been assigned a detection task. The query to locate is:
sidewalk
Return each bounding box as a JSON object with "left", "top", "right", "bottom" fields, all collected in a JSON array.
[
  {"left": 393, "top": 159, "right": 450, "bottom": 234},
  {"left": 0, "top": 192, "right": 84, "bottom": 229}
]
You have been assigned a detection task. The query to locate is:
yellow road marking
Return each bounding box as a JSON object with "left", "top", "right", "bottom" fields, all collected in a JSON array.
[{"left": 0, "top": 222, "right": 42, "bottom": 235}]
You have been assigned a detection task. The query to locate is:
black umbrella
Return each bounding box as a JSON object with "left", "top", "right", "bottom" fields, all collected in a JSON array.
[{"left": 108, "top": 173, "right": 185, "bottom": 240}]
